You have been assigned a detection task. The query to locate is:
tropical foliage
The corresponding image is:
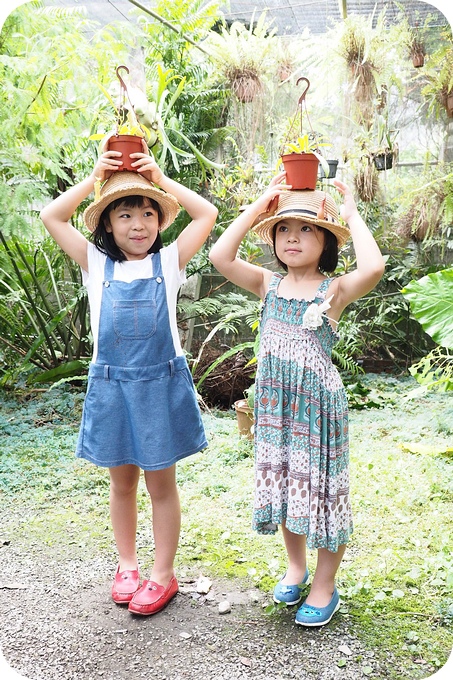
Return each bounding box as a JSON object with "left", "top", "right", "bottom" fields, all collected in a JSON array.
[
  {"left": 402, "top": 268, "right": 453, "bottom": 392},
  {"left": 0, "top": 0, "right": 452, "bottom": 395}
]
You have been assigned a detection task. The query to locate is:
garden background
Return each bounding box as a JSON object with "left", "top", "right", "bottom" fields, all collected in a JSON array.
[{"left": 0, "top": 1, "right": 452, "bottom": 679}]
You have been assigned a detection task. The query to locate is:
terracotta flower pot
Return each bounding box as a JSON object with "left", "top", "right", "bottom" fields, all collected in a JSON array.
[
  {"left": 107, "top": 135, "right": 144, "bottom": 171},
  {"left": 234, "top": 399, "right": 254, "bottom": 440},
  {"left": 281, "top": 153, "right": 319, "bottom": 190}
]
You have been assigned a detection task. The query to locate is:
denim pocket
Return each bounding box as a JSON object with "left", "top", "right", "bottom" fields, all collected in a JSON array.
[{"left": 113, "top": 299, "right": 157, "bottom": 339}]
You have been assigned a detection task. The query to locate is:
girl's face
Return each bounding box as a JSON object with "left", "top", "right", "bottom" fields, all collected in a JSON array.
[
  {"left": 274, "top": 218, "right": 325, "bottom": 269},
  {"left": 105, "top": 198, "right": 160, "bottom": 261}
]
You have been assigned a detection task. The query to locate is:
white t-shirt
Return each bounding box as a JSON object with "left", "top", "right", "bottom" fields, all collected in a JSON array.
[{"left": 82, "top": 241, "right": 186, "bottom": 363}]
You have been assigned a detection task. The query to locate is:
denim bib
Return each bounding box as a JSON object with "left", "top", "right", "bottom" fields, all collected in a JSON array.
[{"left": 76, "top": 251, "right": 207, "bottom": 469}]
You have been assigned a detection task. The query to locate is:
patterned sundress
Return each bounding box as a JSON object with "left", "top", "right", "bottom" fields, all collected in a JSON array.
[{"left": 252, "top": 274, "right": 353, "bottom": 553}]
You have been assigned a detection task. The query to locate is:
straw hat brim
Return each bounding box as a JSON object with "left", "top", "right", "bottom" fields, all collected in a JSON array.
[
  {"left": 253, "top": 212, "right": 351, "bottom": 248},
  {"left": 83, "top": 172, "right": 180, "bottom": 233}
]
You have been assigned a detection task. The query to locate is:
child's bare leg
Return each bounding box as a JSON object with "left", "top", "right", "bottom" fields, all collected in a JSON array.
[
  {"left": 281, "top": 521, "right": 307, "bottom": 584},
  {"left": 144, "top": 465, "right": 180, "bottom": 586},
  {"left": 304, "top": 545, "right": 346, "bottom": 607},
  {"left": 109, "top": 464, "right": 140, "bottom": 571}
]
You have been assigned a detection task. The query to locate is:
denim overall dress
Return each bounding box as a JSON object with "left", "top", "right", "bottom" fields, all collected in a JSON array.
[{"left": 76, "top": 252, "right": 207, "bottom": 470}]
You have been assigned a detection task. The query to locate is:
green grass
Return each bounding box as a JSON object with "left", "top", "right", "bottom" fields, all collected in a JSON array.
[{"left": 1, "top": 376, "right": 452, "bottom": 678}]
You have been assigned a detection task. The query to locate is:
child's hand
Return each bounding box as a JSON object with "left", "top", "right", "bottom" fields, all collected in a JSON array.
[
  {"left": 254, "top": 170, "right": 290, "bottom": 214},
  {"left": 93, "top": 151, "right": 123, "bottom": 182},
  {"left": 130, "top": 152, "right": 164, "bottom": 184},
  {"left": 333, "top": 179, "right": 359, "bottom": 224}
]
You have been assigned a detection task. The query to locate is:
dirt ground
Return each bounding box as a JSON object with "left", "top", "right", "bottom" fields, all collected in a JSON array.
[{"left": 1, "top": 537, "right": 449, "bottom": 680}]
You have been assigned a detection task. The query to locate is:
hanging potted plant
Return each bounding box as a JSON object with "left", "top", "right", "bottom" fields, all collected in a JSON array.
[
  {"left": 90, "top": 65, "right": 155, "bottom": 171},
  {"left": 354, "top": 155, "right": 379, "bottom": 203},
  {"left": 318, "top": 159, "right": 339, "bottom": 180},
  {"left": 371, "top": 114, "right": 398, "bottom": 171},
  {"left": 409, "top": 33, "right": 426, "bottom": 68},
  {"left": 278, "top": 77, "right": 331, "bottom": 190},
  {"left": 206, "top": 12, "right": 277, "bottom": 104},
  {"left": 398, "top": 12, "right": 432, "bottom": 69},
  {"left": 421, "top": 34, "right": 453, "bottom": 120}
]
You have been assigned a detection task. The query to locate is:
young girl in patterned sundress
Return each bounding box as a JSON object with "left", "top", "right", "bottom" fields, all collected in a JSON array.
[{"left": 210, "top": 172, "right": 384, "bottom": 626}]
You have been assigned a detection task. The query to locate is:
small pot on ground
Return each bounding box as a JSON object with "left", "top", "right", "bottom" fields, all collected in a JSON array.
[{"left": 234, "top": 399, "right": 254, "bottom": 440}]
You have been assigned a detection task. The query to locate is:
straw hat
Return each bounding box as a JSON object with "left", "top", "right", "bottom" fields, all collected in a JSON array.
[
  {"left": 83, "top": 171, "right": 180, "bottom": 233},
  {"left": 253, "top": 190, "right": 350, "bottom": 248}
]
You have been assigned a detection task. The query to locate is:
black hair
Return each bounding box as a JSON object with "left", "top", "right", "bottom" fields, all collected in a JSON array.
[
  {"left": 272, "top": 222, "right": 339, "bottom": 274},
  {"left": 91, "top": 195, "right": 164, "bottom": 262}
]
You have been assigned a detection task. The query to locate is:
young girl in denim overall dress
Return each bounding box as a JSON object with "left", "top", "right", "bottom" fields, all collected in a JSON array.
[
  {"left": 41, "top": 147, "right": 217, "bottom": 615},
  {"left": 210, "top": 172, "right": 384, "bottom": 627}
]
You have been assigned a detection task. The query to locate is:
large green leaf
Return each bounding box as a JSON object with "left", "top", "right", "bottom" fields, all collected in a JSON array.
[{"left": 401, "top": 268, "right": 453, "bottom": 348}]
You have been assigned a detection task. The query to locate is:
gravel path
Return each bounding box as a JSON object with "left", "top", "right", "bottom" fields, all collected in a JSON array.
[{"left": 1, "top": 541, "right": 390, "bottom": 680}]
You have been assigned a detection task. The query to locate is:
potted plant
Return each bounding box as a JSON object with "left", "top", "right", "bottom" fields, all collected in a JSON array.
[
  {"left": 276, "top": 39, "right": 297, "bottom": 83},
  {"left": 421, "top": 36, "right": 453, "bottom": 120},
  {"left": 234, "top": 384, "right": 255, "bottom": 440},
  {"left": 277, "top": 77, "right": 331, "bottom": 189},
  {"left": 336, "top": 13, "right": 386, "bottom": 126},
  {"left": 397, "top": 11, "right": 433, "bottom": 69},
  {"left": 354, "top": 155, "right": 379, "bottom": 203},
  {"left": 408, "top": 31, "right": 426, "bottom": 68},
  {"left": 371, "top": 114, "right": 398, "bottom": 171},
  {"left": 207, "top": 12, "right": 277, "bottom": 103},
  {"left": 318, "top": 159, "right": 339, "bottom": 180},
  {"left": 280, "top": 133, "right": 332, "bottom": 188},
  {"left": 90, "top": 65, "right": 155, "bottom": 171}
]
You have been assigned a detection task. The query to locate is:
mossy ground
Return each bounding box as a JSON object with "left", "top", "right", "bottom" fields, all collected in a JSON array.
[{"left": 1, "top": 375, "right": 452, "bottom": 679}]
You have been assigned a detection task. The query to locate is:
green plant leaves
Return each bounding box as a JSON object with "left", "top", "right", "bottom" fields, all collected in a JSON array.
[{"left": 402, "top": 268, "right": 453, "bottom": 348}]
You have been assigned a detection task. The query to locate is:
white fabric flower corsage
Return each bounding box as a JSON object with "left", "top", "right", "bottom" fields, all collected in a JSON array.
[{"left": 302, "top": 295, "right": 334, "bottom": 330}]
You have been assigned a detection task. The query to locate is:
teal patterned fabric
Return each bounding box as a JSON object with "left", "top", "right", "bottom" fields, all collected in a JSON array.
[{"left": 252, "top": 274, "right": 353, "bottom": 552}]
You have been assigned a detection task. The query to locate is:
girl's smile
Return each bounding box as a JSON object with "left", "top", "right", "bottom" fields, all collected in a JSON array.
[{"left": 106, "top": 199, "right": 160, "bottom": 260}]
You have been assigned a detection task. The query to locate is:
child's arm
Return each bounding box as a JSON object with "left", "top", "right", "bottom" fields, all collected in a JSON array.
[
  {"left": 209, "top": 172, "right": 288, "bottom": 299},
  {"left": 40, "top": 151, "right": 122, "bottom": 271},
  {"left": 331, "top": 179, "right": 385, "bottom": 313},
  {"left": 131, "top": 153, "right": 218, "bottom": 269}
]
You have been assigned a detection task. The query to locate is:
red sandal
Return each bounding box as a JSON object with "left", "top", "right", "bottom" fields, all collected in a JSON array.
[
  {"left": 128, "top": 576, "right": 178, "bottom": 615},
  {"left": 111, "top": 565, "right": 140, "bottom": 604}
]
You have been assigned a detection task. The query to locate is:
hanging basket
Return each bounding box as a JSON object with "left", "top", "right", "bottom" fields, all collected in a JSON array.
[
  {"left": 230, "top": 73, "right": 261, "bottom": 103},
  {"left": 318, "top": 159, "right": 339, "bottom": 180},
  {"left": 446, "top": 93, "right": 453, "bottom": 118},
  {"left": 373, "top": 152, "right": 394, "bottom": 171},
  {"left": 281, "top": 153, "right": 319, "bottom": 190},
  {"left": 411, "top": 53, "right": 425, "bottom": 68},
  {"left": 107, "top": 134, "right": 144, "bottom": 171}
]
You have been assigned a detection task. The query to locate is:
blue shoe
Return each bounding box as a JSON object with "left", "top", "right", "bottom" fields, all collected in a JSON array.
[
  {"left": 273, "top": 568, "right": 309, "bottom": 605},
  {"left": 295, "top": 587, "right": 340, "bottom": 627}
]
